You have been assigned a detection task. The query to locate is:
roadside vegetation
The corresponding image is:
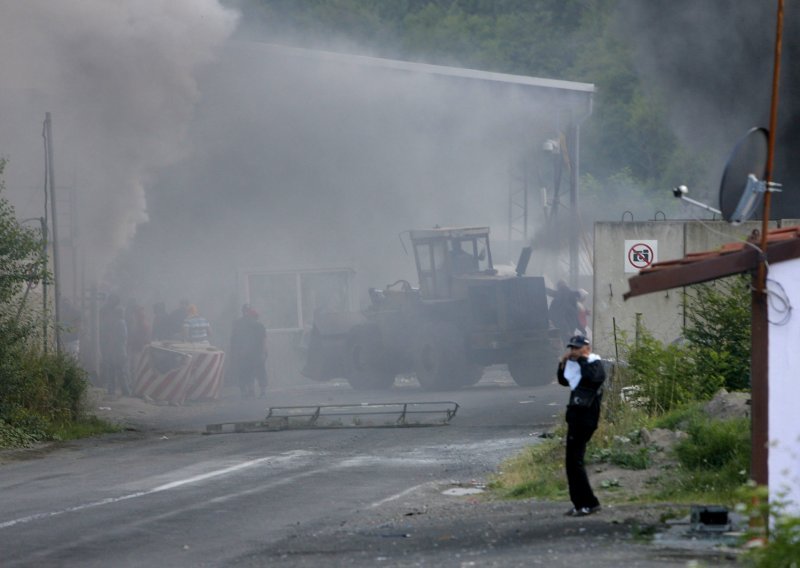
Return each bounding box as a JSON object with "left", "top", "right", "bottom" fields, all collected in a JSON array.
[
  {"left": 492, "top": 275, "right": 799, "bottom": 563},
  {"left": 0, "top": 159, "right": 117, "bottom": 449}
]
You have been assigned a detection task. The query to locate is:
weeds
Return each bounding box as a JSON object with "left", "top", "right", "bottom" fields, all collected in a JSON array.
[
  {"left": 495, "top": 399, "right": 752, "bottom": 506},
  {"left": 489, "top": 436, "right": 567, "bottom": 500},
  {"left": 738, "top": 484, "right": 800, "bottom": 567}
]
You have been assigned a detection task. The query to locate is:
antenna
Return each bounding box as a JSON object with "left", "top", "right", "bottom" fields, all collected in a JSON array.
[
  {"left": 671, "top": 185, "right": 721, "bottom": 216},
  {"left": 718, "top": 127, "right": 780, "bottom": 225}
]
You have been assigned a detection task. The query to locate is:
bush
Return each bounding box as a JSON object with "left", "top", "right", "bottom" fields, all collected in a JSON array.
[
  {"left": 675, "top": 417, "right": 751, "bottom": 471},
  {"left": 684, "top": 276, "right": 751, "bottom": 391},
  {"left": 0, "top": 344, "right": 90, "bottom": 447},
  {"left": 0, "top": 159, "right": 99, "bottom": 447},
  {"left": 613, "top": 275, "right": 751, "bottom": 415},
  {"left": 652, "top": 415, "right": 751, "bottom": 502}
]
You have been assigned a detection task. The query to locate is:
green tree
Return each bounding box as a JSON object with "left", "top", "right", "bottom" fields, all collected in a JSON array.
[
  {"left": 620, "top": 274, "right": 752, "bottom": 414},
  {"left": 0, "top": 158, "right": 47, "bottom": 340},
  {"left": 684, "top": 275, "right": 751, "bottom": 391},
  {"left": 0, "top": 159, "right": 91, "bottom": 448}
]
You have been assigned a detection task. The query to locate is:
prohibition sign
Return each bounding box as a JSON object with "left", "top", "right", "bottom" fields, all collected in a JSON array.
[{"left": 628, "top": 242, "right": 654, "bottom": 270}]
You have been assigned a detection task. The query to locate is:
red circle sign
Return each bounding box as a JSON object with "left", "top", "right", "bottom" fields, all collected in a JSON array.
[{"left": 628, "top": 243, "right": 654, "bottom": 269}]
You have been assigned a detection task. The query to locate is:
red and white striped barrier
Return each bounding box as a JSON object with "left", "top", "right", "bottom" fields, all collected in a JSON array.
[
  {"left": 184, "top": 348, "right": 225, "bottom": 401},
  {"left": 133, "top": 342, "right": 225, "bottom": 405}
]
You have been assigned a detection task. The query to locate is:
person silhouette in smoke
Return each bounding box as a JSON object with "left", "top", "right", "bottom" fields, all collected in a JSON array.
[
  {"left": 106, "top": 305, "right": 130, "bottom": 397},
  {"left": 450, "top": 240, "right": 478, "bottom": 274},
  {"left": 230, "top": 304, "right": 268, "bottom": 399},
  {"left": 547, "top": 280, "right": 581, "bottom": 345},
  {"left": 151, "top": 302, "right": 171, "bottom": 341},
  {"left": 59, "top": 296, "right": 82, "bottom": 359},
  {"left": 99, "top": 294, "right": 121, "bottom": 391}
]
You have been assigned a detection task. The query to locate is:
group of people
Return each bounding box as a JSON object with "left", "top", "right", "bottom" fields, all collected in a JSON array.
[{"left": 99, "top": 296, "right": 213, "bottom": 396}]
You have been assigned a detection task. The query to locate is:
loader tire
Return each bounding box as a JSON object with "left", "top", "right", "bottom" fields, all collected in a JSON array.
[
  {"left": 508, "top": 349, "right": 554, "bottom": 387},
  {"left": 414, "top": 322, "right": 474, "bottom": 391},
  {"left": 345, "top": 325, "right": 396, "bottom": 390}
]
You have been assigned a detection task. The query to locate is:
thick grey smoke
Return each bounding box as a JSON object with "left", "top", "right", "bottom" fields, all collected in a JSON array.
[
  {"left": 117, "top": 40, "right": 583, "bottom": 315},
  {"left": 0, "top": 0, "right": 238, "bottom": 275},
  {"left": 618, "top": 1, "right": 800, "bottom": 215},
  {"left": 1, "top": 2, "right": 590, "bottom": 327}
]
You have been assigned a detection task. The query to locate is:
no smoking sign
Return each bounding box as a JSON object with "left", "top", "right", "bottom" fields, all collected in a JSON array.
[{"left": 624, "top": 240, "right": 657, "bottom": 273}]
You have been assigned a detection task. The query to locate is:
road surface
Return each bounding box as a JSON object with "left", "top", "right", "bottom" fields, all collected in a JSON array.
[{"left": 0, "top": 370, "right": 738, "bottom": 566}]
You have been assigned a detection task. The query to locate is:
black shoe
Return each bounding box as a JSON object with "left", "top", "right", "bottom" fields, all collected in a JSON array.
[{"left": 565, "top": 505, "right": 601, "bottom": 517}]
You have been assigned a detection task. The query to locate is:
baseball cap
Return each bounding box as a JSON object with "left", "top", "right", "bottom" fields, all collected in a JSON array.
[{"left": 567, "top": 334, "right": 590, "bottom": 348}]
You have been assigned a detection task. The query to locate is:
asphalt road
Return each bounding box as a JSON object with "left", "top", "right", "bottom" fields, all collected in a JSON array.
[
  {"left": 1, "top": 369, "right": 740, "bottom": 567},
  {"left": 1, "top": 369, "right": 572, "bottom": 567}
]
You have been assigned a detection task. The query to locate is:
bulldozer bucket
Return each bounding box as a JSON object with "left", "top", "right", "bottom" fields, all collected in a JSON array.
[{"left": 205, "top": 401, "right": 459, "bottom": 434}]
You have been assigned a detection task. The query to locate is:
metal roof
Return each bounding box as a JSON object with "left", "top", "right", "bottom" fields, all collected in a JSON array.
[
  {"left": 409, "top": 226, "right": 490, "bottom": 240},
  {"left": 239, "top": 42, "right": 595, "bottom": 97}
]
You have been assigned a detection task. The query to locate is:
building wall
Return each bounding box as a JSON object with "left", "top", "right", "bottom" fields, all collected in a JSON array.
[
  {"left": 591, "top": 220, "right": 775, "bottom": 358},
  {"left": 767, "top": 256, "right": 800, "bottom": 513}
]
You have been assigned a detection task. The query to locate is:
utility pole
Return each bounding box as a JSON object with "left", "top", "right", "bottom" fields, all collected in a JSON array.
[{"left": 44, "top": 112, "right": 62, "bottom": 353}]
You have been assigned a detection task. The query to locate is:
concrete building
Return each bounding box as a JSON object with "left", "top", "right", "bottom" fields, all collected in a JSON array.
[{"left": 591, "top": 219, "right": 799, "bottom": 358}]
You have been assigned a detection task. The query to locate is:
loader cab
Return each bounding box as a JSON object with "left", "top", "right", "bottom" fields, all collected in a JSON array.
[{"left": 410, "top": 227, "right": 494, "bottom": 300}]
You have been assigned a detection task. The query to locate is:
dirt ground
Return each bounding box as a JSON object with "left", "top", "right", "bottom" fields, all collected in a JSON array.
[{"left": 84, "top": 386, "right": 241, "bottom": 431}]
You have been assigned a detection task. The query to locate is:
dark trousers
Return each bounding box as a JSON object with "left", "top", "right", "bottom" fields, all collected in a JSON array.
[
  {"left": 103, "top": 356, "right": 130, "bottom": 396},
  {"left": 565, "top": 421, "right": 600, "bottom": 509},
  {"left": 237, "top": 357, "right": 267, "bottom": 397}
]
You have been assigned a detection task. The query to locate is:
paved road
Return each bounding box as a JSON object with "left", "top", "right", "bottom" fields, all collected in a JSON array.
[{"left": 1, "top": 370, "right": 570, "bottom": 567}]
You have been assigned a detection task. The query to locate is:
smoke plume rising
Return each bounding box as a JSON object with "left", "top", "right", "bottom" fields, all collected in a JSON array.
[{"left": 0, "top": 0, "right": 238, "bottom": 276}]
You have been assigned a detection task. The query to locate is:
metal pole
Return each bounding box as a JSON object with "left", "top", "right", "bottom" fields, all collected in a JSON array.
[
  {"left": 751, "top": 0, "right": 783, "bottom": 491},
  {"left": 568, "top": 123, "right": 578, "bottom": 288},
  {"left": 39, "top": 217, "right": 48, "bottom": 351},
  {"left": 45, "top": 112, "right": 62, "bottom": 354},
  {"left": 568, "top": 94, "right": 593, "bottom": 288}
]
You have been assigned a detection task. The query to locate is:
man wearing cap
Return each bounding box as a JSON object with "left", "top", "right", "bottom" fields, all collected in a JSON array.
[{"left": 557, "top": 334, "right": 606, "bottom": 517}]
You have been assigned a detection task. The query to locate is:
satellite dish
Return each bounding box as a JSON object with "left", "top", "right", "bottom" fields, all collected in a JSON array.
[{"left": 719, "top": 127, "right": 769, "bottom": 224}]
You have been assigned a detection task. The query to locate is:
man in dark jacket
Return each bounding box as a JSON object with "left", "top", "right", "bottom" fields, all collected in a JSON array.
[
  {"left": 548, "top": 280, "right": 581, "bottom": 345},
  {"left": 229, "top": 304, "right": 268, "bottom": 398},
  {"left": 557, "top": 334, "right": 606, "bottom": 517}
]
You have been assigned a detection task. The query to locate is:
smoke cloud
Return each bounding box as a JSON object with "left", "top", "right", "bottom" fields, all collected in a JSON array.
[
  {"left": 1, "top": 2, "right": 591, "bottom": 325},
  {"left": 0, "top": 0, "right": 238, "bottom": 275},
  {"left": 618, "top": 1, "right": 800, "bottom": 215},
  {"left": 115, "top": 40, "right": 585, "bottom": 313}
]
